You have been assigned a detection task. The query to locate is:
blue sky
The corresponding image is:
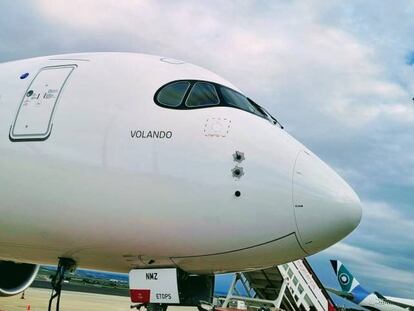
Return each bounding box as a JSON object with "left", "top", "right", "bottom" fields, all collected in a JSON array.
[{"left": 1, "top": 0, "right": 413, "bottom": 305}]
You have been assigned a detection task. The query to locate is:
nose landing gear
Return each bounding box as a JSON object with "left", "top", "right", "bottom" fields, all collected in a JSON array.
[{"left": 48, "top": 257, "right": 77, "bottom": 311}]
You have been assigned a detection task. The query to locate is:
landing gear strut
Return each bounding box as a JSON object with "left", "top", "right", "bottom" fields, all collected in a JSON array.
[{"left": 48, "top": 257, "right": 77, "bottom": 311}]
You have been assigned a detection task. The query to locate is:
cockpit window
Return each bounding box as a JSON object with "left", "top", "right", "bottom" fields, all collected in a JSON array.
[
  {"left": 219, "top": 86, "right": 266, "bottom": 118},
  {"left": 154, "top": 79, "right": 283, "bottom": 129},
  {"left": 185, "top": 82, "right": 219, "bottom": 107},
  {"left": 157, "top": 81, "right": 190, "bottom": 107}
]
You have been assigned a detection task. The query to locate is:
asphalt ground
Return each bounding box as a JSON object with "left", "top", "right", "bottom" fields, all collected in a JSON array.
[
  {"left": 31, "top": 280, "right": 129, "bottom": 297},
  {"left": 0, "top": 288, "right": 198, "bottom": 311}
]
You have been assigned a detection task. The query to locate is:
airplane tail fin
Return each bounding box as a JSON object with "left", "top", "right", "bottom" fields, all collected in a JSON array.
[
  {"left": 330, "top": 260, "right": 372, "bottom": 305},
  {"left": 330, "top": 260, "right": 360, "bottom": 293}
]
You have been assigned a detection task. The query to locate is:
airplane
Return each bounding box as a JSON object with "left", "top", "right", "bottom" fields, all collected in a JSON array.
[
  {"left": 0, "top": 52, "right": 362, "bottom": 311},
  {"left": 329, "top": 260, "right": 414, "bottom": 311}
]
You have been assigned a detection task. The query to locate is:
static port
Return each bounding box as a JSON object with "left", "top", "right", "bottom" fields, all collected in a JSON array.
[
  {"left": 26, "top": 90, "right": 34, "bottom": 97},
  {"left": 235, "top": 191, "right": 241, "bottom": 197}
]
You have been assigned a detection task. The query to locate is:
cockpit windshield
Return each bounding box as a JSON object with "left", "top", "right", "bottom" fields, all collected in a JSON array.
[
  {"left": 154, "top": 80, "right": 283, "bottom": 129},
  {"left": 219, "top": 86, "right": 266, "bottom": 118},
  {"left": 248, "top": 99, "right": 284, "bottom": 129}
]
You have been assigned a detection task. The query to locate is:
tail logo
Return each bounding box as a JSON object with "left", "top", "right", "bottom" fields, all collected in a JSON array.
[
  {"left": 339, "top": 273, "right": 350, "bottom": 285},
  {"left": 336, "top": 263, "right": 358, "bottom": 292}
]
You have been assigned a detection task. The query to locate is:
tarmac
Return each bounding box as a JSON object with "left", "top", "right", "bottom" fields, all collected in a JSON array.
[{"left": 0, "top": 288, "right": 197, "bottom": 311}]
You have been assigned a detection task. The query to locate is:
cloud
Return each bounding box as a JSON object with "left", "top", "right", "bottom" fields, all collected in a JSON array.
[
  {"left": 355, "top": 201, "right": 414, "bottom": 255},
  {"left": 32, "top": 0, "right": 414, "bottom": 129},
  {"left": 322, "top": 243, "right": 414, "bottom": 297},
  {"left": 317, "top": 200, "right": 414, "bottom": 296}
]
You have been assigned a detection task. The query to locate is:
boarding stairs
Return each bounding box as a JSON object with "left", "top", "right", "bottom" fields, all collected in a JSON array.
[{"left": 220, "top": 259, "right": 336, "bottom": 311}]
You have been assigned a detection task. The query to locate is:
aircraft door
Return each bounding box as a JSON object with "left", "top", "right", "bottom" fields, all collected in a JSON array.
[{"left": 10, "top": 65, "right": 76, "bottom": 141}]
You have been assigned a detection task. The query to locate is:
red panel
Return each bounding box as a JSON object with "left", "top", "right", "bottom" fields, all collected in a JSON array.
[{"left": 130, "top": 289, "right": 151, "bottom": 303}]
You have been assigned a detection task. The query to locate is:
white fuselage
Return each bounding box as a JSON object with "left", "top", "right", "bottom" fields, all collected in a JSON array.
[
  {"left": 360, "top": 294, "right": 414, "bottom": 311},
  {"left": 385, "top": 296, "right": 414, "bottom": 308},
  {"left": 0, "top": 53, "right": 361, "bottom": 274}
]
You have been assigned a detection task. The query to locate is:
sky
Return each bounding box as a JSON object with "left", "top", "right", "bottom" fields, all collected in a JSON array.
[{"left": 1, "top": 0, "right": 413, "bottom": 305}]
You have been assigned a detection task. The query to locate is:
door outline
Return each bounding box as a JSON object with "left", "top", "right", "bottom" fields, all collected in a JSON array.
[{"left": 9, "top": 64, "right": 77, "bottom": 142}]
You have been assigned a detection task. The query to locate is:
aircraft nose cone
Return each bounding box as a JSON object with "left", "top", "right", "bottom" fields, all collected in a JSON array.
[{"left": 293, "top": 151, "right": 362, "bottom": 254}]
